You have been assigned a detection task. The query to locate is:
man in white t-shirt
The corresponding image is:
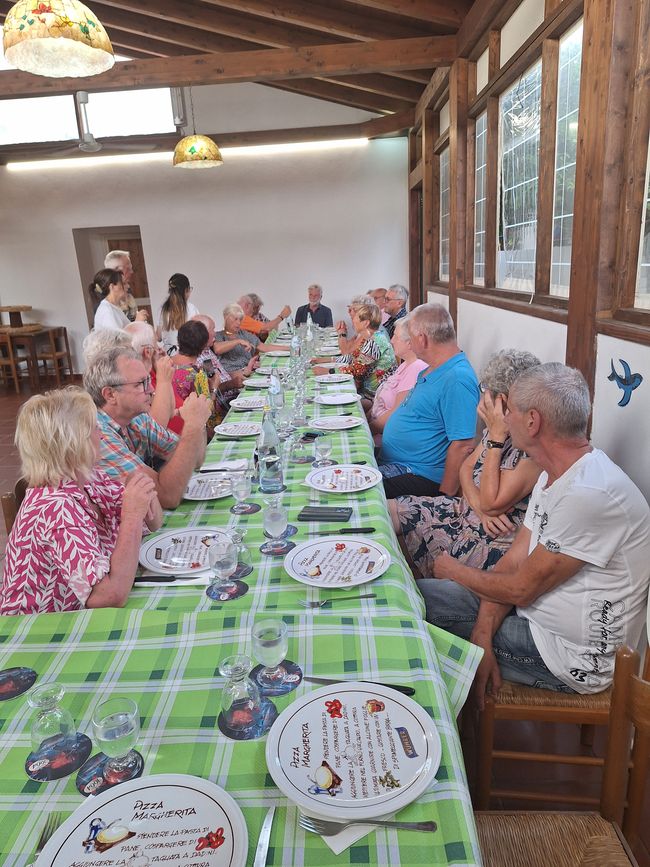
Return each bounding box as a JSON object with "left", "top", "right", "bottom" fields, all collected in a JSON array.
[{"left": 424, "top": 362, "right": 650, "bottom": 702}]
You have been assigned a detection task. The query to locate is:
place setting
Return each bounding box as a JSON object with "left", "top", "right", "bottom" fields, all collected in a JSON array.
[
  {"left": 229, "top": 395, "right": 267, "bottom": 411},
  {"left": 305, "top": 464, "right": 383, "bottom": 494},
  {"left": 183, "top": 473, "right": 232, "bottom": 501},
  {"left": 213, "top": 421, "right": 263, "bottom": 438},
  {"left": 284, "top": 536, "right": 392, "bottom": 589},
  {"left": 313, "top": 373, "right": 354, "bottom": 385},
  {"left": 137, "top": 527, "right": 231, "bottom": 584},
  {"left": 313, "top": 391, "right": 360, "bottom": 406}
]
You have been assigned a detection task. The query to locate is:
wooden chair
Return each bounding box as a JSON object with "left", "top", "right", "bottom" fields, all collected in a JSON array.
[
  {"left": 474, "top": 630, "right": 650, "bottom": 809},
  {"left": 0, "top": 332, "right": 25, "bottom": 393},
  {"left": 1, "top": 478, "right": 27, "bottom": 535},
  {"left": 476, "top": 644, "right": 650, "bottom": 866},
  {"left": 35, "top": 326, "right": 73, "bottom": 385}
]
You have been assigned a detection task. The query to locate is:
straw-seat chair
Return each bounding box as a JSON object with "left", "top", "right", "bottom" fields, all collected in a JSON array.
[{"left": 475, "top": 644, "right": 650, "bottom": 866}]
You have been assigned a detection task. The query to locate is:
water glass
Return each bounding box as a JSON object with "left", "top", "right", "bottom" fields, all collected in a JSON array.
[
  {"left": 229, "top": 529, "right": 253, "bottom": 579},
  {"left": 230, "top": 472, "right": 253, "bottom": 514},
  {"left": 262, "top": 502, "right": 288, "bottom": 552},
  {"left": 252, "top": 620, "right": 289, "bottom": 688},
  {"left": 92, "top": 696, "right": 140, "bottom": 776},
  {"left": 219, "top": 654, "right": 262, "bottom": 733},
  {"left": 27, "top": 682, "right": 76, "bottom": 752},
  {"left": 208, "top": 539, "right": 238, "bottom": 594},
  {"left": 259, "top": 452, "right": 284, "bottom": 493},
  {"left": 313, "top": 437, "right": 333, "bottom": 467}
]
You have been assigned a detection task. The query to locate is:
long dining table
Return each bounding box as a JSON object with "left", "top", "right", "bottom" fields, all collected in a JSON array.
[{"left": 0, "top": 338, "right": 484, "bottom": 866}]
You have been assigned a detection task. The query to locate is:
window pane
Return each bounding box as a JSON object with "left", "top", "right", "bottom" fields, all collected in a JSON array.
[
  {"left": 550, "top": 20, "right": 583, "bottom": 297},
  {"left": 439, "top": 146, "right": 450, "bottom": 281},
  {"left": 498, "top": 60, "right": 542, "bottom": 293},
  {"left": 635, "top": 135, "right": 650, "bottom": 309},
  {"left": 85, "top": 88, "right": 175, "bottom": 137},
  {"left": 0, "top": 94, "right": 79, "bottom": 144},
  {"left": 474, "top": 112, "right": 487, "bottom": 285}
]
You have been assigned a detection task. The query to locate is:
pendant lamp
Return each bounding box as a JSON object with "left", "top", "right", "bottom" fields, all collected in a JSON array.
[{"left": 172, "top": 87, "right": 223, "bottom": 169}]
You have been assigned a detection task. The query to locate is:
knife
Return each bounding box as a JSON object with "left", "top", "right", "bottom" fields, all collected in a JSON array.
[
  {"left": 253, "top": 806, "right": 275, "bottom": 867},
  {"left": 303, "top": 677, "right": 416, "bottom": 697},
  {"left": 134, "top": 573, "right": 205, "bottom": 583},
  {"left": 306, "top": 527, "right": 376, "bottom": 535}
]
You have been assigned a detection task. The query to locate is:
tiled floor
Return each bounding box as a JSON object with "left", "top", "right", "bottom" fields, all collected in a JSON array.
[{"left": 1, "top": 382, "right": 649, "bottom": 865}]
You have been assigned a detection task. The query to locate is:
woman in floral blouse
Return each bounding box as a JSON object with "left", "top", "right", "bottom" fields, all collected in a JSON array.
[
  {"left": 168, "top": 320, "right": 221, "bottom": 438},
  {"left": 1, "top": 388, "right": 162, "bottom": 616}
]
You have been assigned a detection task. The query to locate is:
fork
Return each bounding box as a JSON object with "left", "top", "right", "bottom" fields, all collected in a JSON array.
[
  {"left": 32, "top": 812, "right": 64, "bottom": 860},
  {"left": 298, "top": 813, "right": 437, "bottom": 836},
  {"left": 298, "top": 593, "right": 377, "bottom": 608}
]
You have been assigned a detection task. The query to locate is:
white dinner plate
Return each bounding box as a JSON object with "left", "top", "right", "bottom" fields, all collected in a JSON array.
[
  {"left": 139, "top": 527, "right": 229, "bottom": 575},
  {"left": 214, "top": 422, "right": 262, "bottom": 437},
  {"left": 184, "top": 473, "right": 233, "bottom": 501},
  {"left": 36, "top": 773, "right": 248, "bottom": 867},
  {"left": 314, "top": 374, "right": 354, "bottom": 385},
  {"left": 265, "top": 683, "right": 440, "bottom": 821},
  {"left": 230, "top": 396, "right": 266, "bottom": 411},
  {"left": 242, "top": 378, "right": 271, "bottom": 389},
  {"left": 305, "top": 465, "right": 382, "bottom": 494},
  {"left": 264, "top": 350, "right": 290, "bottom": 357},
  {"left": 311, "top": 416, "right": 363, "bottom": 431},
  {"left": 314, "top": 393, "right": 360, "bottom": 406},
  {"left": 284, "top": 536, "right": 391, "bottom": 589},
  {"left": 254, "top": 366, "right": 275, "bottom": 375}
]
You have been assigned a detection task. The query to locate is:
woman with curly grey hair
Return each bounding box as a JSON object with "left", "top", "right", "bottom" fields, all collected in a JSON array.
[{"left": 389, "top": 348, "right": 542, "bottom": 577}]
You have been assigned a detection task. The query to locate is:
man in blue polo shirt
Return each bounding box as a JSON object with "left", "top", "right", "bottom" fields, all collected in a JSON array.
[
  {"left": 378, "top": 303, "right": 479, "bottom": 498},
  {"left": 294, "top": 284, "right": 334, "bottom": 328}
]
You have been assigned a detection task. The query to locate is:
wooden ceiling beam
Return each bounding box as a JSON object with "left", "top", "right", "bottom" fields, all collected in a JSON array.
[
  {"left": 323, "top": 73, "right": 422, "bottom": 102},
  {"left": 199, "top": 0, "right": 432, "bottom": 40},
  {"left": 265, "top": 79, "right": 412, "bottom": 114},
  {"left": 415, "top": 66, "right": 449, "bottom": 115},
  {"left": 0, "top": 36, "right": 457, "bottom": 99},
  {"left": 456, "top": 0, "right": 518, "bottom": 58},
  {"left": 343, "top": 0, "right": 471, "bottom": 29}
]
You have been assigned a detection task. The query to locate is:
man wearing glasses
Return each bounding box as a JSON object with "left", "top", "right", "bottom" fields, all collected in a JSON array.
[
  {"left": 383, "top": 284, "right": 409, "bottom": 339},
  {"left": 84, "top": 347, "right": 211, "bottom": 509}
]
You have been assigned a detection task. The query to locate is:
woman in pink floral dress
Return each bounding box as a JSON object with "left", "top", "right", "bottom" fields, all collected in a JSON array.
[{"left": 1, "top": 388, "right": 162, "bottom": 616}]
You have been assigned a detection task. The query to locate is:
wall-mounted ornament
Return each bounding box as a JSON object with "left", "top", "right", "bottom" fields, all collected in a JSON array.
[{"left": 607, "top": 358, "right": 643, "bottom": 407}]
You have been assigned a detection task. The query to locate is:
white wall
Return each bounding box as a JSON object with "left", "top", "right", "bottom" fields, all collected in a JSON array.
[
  {"left": 592, "top": 335, "right": 650, "bottom": 501},
  {"left": 0, "top": 87, "right": 408, "bottom": 370},
  {"left": 456, "top": 297, "right": 568, "bottom": 377},
  {"left": 500, "top": 0, "right": 545, "bottom": 66}
]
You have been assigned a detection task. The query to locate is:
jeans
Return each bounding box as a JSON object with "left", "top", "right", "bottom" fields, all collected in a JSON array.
[
  {"left": 418, "top": 579, "right": 575, "bottom": 692},
  {"left": 379, "top": 462, "right": 412, "bottom": 478}
]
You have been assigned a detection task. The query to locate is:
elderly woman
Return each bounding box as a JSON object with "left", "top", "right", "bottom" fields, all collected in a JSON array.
[
  {"left": 315, "top": 301, "right": 396, "bottom": 398},
  {"left": 168, "top": 320, "right": 221, "bottom": 436},
  {"left": 366, "top": 318, "right": 427, "bottom": 436},
  {"left": 90, "top": 269, "right": 147, "bottom": 332},
  {"left": 388, "top": 349, "right": 542, "bottom": 577},
  {"left": 157, "top": 273, "right": 200, "bottom": 354},
  {"left": 212, "top": 303, "right": 287, "bottom": 372},
  {"left": 0, "top": 388, "right": 162, "bottom": 616}
]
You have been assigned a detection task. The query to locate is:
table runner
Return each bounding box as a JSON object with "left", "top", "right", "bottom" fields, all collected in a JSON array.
[{"left": 0, "top": 607, "right": 482, "bottom": 866}]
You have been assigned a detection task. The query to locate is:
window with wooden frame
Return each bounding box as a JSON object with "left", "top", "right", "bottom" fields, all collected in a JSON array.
[
  {"left": 473, "top": 112, "right": 488, "bottom": 285},
  {"left": 439, "top": 146, "right": 451, "bottom": 282},
  {"left": 637, "top": 143, "right": 650, "bottom": 310}
]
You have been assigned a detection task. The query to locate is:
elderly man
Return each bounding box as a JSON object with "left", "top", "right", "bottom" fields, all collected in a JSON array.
[
  {"left": 378, "top": 303, "right": 479, "bottom": 499},
  {"left": 84, "top": 347, "right": 211, "bottom": 509},
  {"left": 294, "top": 284, "right": 333, "bottom": 328},
  {"left": 428, "top": 363, "right": 650, "bottom": 701},
  {"left": 238, "top": 294, "right": 290, "bottom": 337},
  {"left": 383, "top": 284, "right": 409, "bottom": 338},
  {"left": 124, "top": 321, "right": 175, "bottom": 428},
  {"left": 368, "top": 287, "right": 390, "bottom": 325},
  {"left": 104, "top": 249, "right": 148, "bottom": 322}
]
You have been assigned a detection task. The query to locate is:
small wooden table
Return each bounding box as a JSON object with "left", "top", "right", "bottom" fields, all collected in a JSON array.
[{"left": 0, "top": 305, "right": 32, "bottom": 329}]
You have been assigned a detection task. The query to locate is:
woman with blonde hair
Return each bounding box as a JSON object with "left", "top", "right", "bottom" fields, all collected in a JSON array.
[
  {"left": 0, "top": 388, "right": 162, "bottom": 616},
  {"left": 157, "top": 273, "right": 200, "bottom": 354}
]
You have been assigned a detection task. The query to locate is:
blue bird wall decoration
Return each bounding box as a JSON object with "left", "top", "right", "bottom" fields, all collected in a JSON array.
[{"left": 607, "top": 358, "right": 643, "bottom": 407}]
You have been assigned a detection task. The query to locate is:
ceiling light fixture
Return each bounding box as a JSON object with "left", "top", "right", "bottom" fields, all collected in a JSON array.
[
  {"left": 2, "top": 0, "right": 114, "bottom": 78},
  {"left": 173, "top": 86, "right": 222, "bottom": 169}
]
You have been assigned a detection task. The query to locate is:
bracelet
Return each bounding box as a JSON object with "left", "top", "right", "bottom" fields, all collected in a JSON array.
[
  {"left": 329, "top": 367, "right": 335, "bottom": 374},
  {"left": 486, "top": 439, "right": 505, "bottom": 449}
]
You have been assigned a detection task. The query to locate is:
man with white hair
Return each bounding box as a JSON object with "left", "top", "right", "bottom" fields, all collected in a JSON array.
[
  {"left": 294, "top": 284, "right": 333, "bottom": 327},
  {"left": 238, "top": 294, "right": 290, "bottom": 337},
  {"left": 124, "top": 321, "right": 175, "bottom": 428},
  {"left": 383, "top": 284, "right": 409, "bottom": 338},
  {"left": 84, "top": 347, "right": 210, "bottom": 509},
  {"left": 378, "top": 303, "right": 479, "bottom": 499},
  {"left": 104, "top": 249, "right": 148, "bottom": 322},
  {"left": 429, "top": 362, "right": 650, "bottom": 701}
]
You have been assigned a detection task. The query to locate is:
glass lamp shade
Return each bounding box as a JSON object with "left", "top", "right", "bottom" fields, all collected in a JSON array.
[
  {"left": 173, "top": 134, "right": 224, "bottom": 169},
  {"left": 3, "top": 0, "right": 115, "bottom": 78}
]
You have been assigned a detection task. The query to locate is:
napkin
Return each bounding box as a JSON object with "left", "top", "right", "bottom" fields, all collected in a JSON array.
[
  {"left": 200, "top": 459, "right": 248, "bottom": 472},
  {"left": 302, "top": 809, "right": 396, "bottom": 855}
]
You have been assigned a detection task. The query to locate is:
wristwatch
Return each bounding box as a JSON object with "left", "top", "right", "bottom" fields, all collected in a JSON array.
[
  {"left": 329, "top": 367, "right": 336, "bottom": 374},
  {"left": 486, "top": 439, "right": 505, "bottom": 449}
]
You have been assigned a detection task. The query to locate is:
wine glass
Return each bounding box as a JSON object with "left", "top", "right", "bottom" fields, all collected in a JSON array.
[
  {"left": 252, "top": 620, "right": 289, "bottom": 688},
  {"left": 313, "top": 437, "right": 334, "bottom": 468},
  {"left": 230, "top": 472, "right": 253, "bottom": 514},
  {"left": 262, "top": 501, "right": 288, "bottom": 553},
  {"left": 27, "top": 682, "right": 76, "bottom": 752},
  {"left": 208, "top": 539, "right": 238, "bottom": 596},
  {"left": 92, "top": 696, "right": 140, "bottom": 778}
]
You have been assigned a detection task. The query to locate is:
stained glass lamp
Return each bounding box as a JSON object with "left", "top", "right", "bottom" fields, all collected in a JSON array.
[
  {"left": 173, "top": 134, "right": 224, "bottom": 169},
  {"left": 3, "top": 0, "right": 114, "bottom": 78}
]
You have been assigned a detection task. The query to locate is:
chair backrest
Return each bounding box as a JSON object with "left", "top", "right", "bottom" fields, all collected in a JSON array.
[
  {"left": 0, "top": 478, "right": 26, "bottom": 535},
  {"left": 600, "top": 645, "right": 650, "bottom": 844}
]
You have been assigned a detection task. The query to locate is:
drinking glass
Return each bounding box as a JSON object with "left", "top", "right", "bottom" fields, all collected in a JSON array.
[
  {"left": 275, "top": 405, "right": 295, "bottom": 440},
  {"left": 229, "top": 529, "right": 253, "bottom": 579},
  {"left": 259, "top": 452, "right": 284, "bottom": 493},
  {"left": 262, "top": 502, "right": 288, "bottom": 553},
  {"left": 208, "top": 539, "right": 238, "bottom": 595},
  {"left": 230, "top": 472, "right": 253, "bottom": 514},
  {"left": 27, "top": 682, "right": 76, "bottom": 752},
  {"left": 92, "top": 696, "right": 140, "bottom": 777},
  {"left": 313, "top": 437, "right": 334, "bottom": 468},
  {"left": 219, "top": 654, "right": 262, "bottom": 733},
  {"left": 252, "top": 620, "right": 289, "bottom": 688}
]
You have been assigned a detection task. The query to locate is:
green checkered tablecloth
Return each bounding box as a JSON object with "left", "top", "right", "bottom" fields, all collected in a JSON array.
[
  {"left": 0, "top": 607, "right": 483, "bottom": 866},
  {"left": 128, "top": 357, "right": 426, "bottom": 620}
]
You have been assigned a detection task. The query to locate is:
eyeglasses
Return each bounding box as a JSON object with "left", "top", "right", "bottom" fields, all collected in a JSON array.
[{"left": 109, "top": 376, "right": 152, "bottom": 393}]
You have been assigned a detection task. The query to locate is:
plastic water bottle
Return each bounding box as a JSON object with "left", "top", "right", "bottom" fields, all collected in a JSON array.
[{"left": 258, "top": 411, "right": 284, "bottom": 493}]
